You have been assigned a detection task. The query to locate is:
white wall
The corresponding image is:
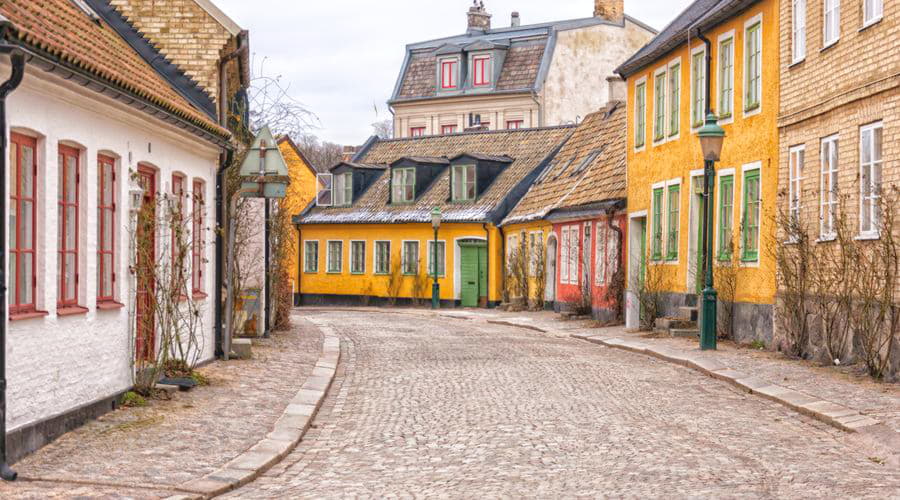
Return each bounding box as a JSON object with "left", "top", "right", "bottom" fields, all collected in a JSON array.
[{"left": 3, "top": 63, "right": 221, "bottom": 431}]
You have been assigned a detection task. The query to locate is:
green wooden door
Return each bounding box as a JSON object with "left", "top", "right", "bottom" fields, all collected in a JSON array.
[
  {"left": 461, "top": 246, "right": 479, "bottom": 307},
  {"left": 478, "top": 246, "right": 488, "bottom": 306}
]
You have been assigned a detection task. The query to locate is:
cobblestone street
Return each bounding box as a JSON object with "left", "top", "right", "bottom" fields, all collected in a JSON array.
[{"left": 228, "top": 309, "right": 900, "bottom": 498}]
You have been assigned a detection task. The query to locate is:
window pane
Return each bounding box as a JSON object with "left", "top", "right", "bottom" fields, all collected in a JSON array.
[
  {"left": 22, "top": 147, "right": 33, "bottom": 197},
  {"left": 103, "top": 253, "right": 113, "bottom": 297},
  {"left": 9, "top": 253, "right": 16, "bottom": 305},
  {"left": 66, "top": 206, "right": 77, "bottom": 249},
  {"left": 21, "top": 253, "right": 32, "bottom": 305},
  {"left": 22, "top": 200, "right": 32, "bottom": 249}
]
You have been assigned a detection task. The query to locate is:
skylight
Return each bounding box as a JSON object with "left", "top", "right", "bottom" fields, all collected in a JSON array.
[{"left": 71, "top": 0, "right": 101, "bottom": 22}]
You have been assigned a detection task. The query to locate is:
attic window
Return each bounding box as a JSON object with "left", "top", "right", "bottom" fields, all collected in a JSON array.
[
  {"left": 440, "top": 58, "right": 459, "bottom": 90},
  {"left": 71, "top": 0, "right": 101, "bottom": 21},
  {"left": 452, "top": 164, "right": 477, "bottom": 202},
  {"left": 333, "top": 172, "right": 353, "bottom": 207},
  {"left": 392, "top": 168, "right": 416, "bottom": 203},
  {"left": 473, "top": 55, "right": 492, "bottom": 86},
  {"left": 571, "top": 149, "right": 603, "bottom": 175}
]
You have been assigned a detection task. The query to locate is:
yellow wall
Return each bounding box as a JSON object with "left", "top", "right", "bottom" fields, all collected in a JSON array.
[
  {"left": 299, "top": 223, "right": 506, "bottom": 303},
  {"left": 279, "top": 139, "right": 318, "bottom": 293},
  {"left": 625, "top": 0, "right": 779, "bottom": 305}
]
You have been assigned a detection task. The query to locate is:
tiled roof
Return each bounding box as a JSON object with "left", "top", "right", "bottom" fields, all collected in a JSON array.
[
  {"left": 397, "top": 53, "right": 437, "bottom": 99},
  {"left": 0, "top": 0, "right": 229, "bottom": 140},
  {"left": 299, "top": 126, "right": 575, "bottom": 225},
  {"left": 502, "top": 101, "right": 627, "bottom": 225},
  {"left": 495, "top": 44, "right": 546, "bottom": 91}
]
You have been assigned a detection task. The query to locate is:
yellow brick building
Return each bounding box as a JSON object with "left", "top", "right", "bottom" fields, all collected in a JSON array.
[
  {"left": 277, "top": 137, "right": 320, "bottom": 303},
  {"left": 617, "top": 0, "right": 780, "bottom": 343}
]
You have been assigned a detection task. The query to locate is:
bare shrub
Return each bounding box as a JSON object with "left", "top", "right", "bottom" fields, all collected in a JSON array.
[
  {"left": 637, "top": 265, "right": 665, "bottom": 331},
  {"left": 505, "top": 234, "right": 529, "bottom": 306},
  {"left": 774, "top": 208, "right": 814, "bottom": 358},
  {"left": 411, "top": 265, "right": 429, "bottom": 307},
  {"left": 714, "top": 241, "right": 738, "bottom": 340},
  {"left": 386, "top": 258, "right": 403, "bottom": 306},
  {"left": 530, "top": 237, "right": 547, "bottom": 311},
  {"left": 269, "top": 199, "right": 296, "bottom": 331},
  {"left": 604, "top": 220, "right": 626, "bottom": 323}
]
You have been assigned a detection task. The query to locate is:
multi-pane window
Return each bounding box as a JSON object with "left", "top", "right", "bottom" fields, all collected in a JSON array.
[
  {"left": 192, "top": 180, "right": 205, "bottom": 295},
  {"left": 441, "top": 59, "right": 458, "bottom": 89},
  {"left": 428, "top": 240, "right": 446, "bottom": 277},
  {"left": 452, "top": 164, "right": 476, "bottom": 202},
  {"left": 742, "top": 169, "right": 761, "bottom": 262},
  {"left": 595, "top": 224, "right": 607, "bottom": 285},
  {"left": 410, "top": 127, "right": 425, "bottom": 137},
  {"left": 606, "top": 226, "right": 618, "bottom": 277},
  {"left": 823, "top": 0, "right": 840, "bottom": 46},
  {"left": 473, "top": 55, "right": 491, "bottom": 86},
  {"left": 528, "top": 232, "right": 541, "bottom": 277},
  {"left": 97, "top": 155, "right": 116, "bottom": 302},
  {"left": 635, "top": 81, "right": 647, "bottom": 148},
  {"left": 10, "top": 133, "right": 37, "bottom": 314},
  {"left": 691, "top": 50, "right": 706, "bottom": 127},
  {"left": 334, "top": 172, "right": 352, "bottom": 206},
  {"left": 718, "top": 175, "right": 735, "bottom": 260},
  {"left": 172, "top": 174, "right": 186, "bottom": 278},
  {"left": 860, "top": 122, "right": 883, "bottom": 236},
  {"left": 402, "top": 241, "right": 419, "bottom": 275},
  {"left": 374, "top": 241, "right": 391, "bottom": 274},
  {"left": 792, "top": 0, "right": 806, "bottom": 63},
  {"left": 392, "top": 167, "right": 415, "bottom": 203},
  {"left": 745, "top": 21, "right": 762, "bottom": 111},
  {"left": 864, "top": 0, "right": 883, "bottom": 26},
  {"left": 718, "top": 37, "right": 734, "bottom": 118},
  {"left": 560, "top": 227, "right": 570, "bottom": 284},
  {"left": 820, "top": 135, "right": 839, "bottom": 239},
  {"left": 316, "top": 173, "right": 333, "bottom": 207},
  {"left": 789, "top": 146, "right": 805, "bottom": 227},
  {"left": 651, "top": 187, "right": 664, "bottom": 260},
  {"left": 666, "top": 184, "right": 680, "bottom": 261},
  {"left": 568, "top": 225, "right": 579, "bottom": 284},
  {"left": 350, "top": 240, "right": 366, "bottom": 274},
  {"left": 58, "top": 145, "right": 81, "bottom": 307},
  {"left": 506, "top": 120, "right": 524, "bottom": 130},
  {"left": 304, "top": 241, "right": 319, "bottom": 273},
  {"left": 653, "top": 72, "right": 666, "bottom": 141},
  {"left": 327, "top": 240, "right": 343, "bottom": 273},
  {"left": 668, "top": 64, "right": 680, "bottom": 137},
  {"left": 441, "top": 124, "right": 458, "bottom": 135}
]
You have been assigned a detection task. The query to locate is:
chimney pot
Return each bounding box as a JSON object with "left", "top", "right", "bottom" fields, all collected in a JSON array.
[
  {"left": 594, "top": 0, "right": 624, "bottom": 23},
  {"left": 467, "top": 1, "right": 492, "bottom": 33},
  {"left": 511, "top": 11, "right": 521, "bottom": 27}
]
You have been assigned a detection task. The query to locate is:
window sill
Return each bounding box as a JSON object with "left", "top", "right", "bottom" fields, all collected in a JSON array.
[
  {"left": 743, "top": 103, "right": 760, "bottom": 113},
  {"left": 326, "top": 271, "right": 343, "bottom": 275},
  {"left": 97, "top": 301, "right": 125, "bottom": 310},
  {"left": 855, "top": 233, "right": 880, "bottom": 241},
  {"left": 303, "top": 270, "right": 319, "bottom": 274},
  {"left": 10, "top": 310, "right": 49, "bottom": 321},
  {"left": 192, "top": 292, "right": 208, "bottom": 301},
  {"left": 57, "top": 305, "right": 89, "bottom": 317},
  {"left": 788, "top": 58, "right": 805, "bottom": 68},
  {"left": 860, "top": 18, "right": 882, "bottom": 32},
  {"left": 350, "top": 272, "right": 365, "bottom": 275},
  {"left": 820, "top": 40, "right": 839, "bottom": 53},
  {"left": 816, "top": 235, "right": 837, "bottom": 244}
]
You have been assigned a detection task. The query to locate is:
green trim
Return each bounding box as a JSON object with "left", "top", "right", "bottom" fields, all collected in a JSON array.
[
  {"left": 451, "top": 164, "right": 477, "bottom": 203},
  {"left": 741, "top": 170, "right": 761, "bottom": 262},
  {"left": 392, "top": 167, "right": 416, "bottom": 204},
  {"left": 718, "top": 37, "right": 734, "bottom": 118},
  {"left": 744, "top": 22, "right": 761, "bottom": 111},
  {"left": 651, "top": 187, "right": 664, "bottom": 260},
  {"left": 717, "top": 175, "right": 734, "bottom": 261},
  {"left": 653, "top": 73, "right": 666, "bottom": 141},
  {"left": 666, "top": 184, "right": 680, "bottom": 261},
  {"left": 635, "top": 82, "right": 647, "bottom": 148},
  {"left": 668, "top": 64, "right": 680, "bottom": 137},
  {"left": 744, "top": 102, "right": 760, "bottom": 112}
]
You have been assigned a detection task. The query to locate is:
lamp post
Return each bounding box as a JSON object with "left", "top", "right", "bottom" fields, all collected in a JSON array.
[
  {"left": 431, "top": 207, "right": 442, "bottom": 309},
  {"left": 697, "top": 112, "right": 726, "bottom": 351}
]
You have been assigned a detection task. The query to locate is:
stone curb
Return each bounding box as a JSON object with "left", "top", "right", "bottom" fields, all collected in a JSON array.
[
  {"left": 571, "top": 332, "right": 888, "bottom": 435},
  {"left": 167, "top": 326, "right": 341, "bottom": 499}
]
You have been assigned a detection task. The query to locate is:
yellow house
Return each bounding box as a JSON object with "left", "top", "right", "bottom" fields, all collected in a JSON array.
[
  {"left": 617, "top": 0, "right": 779, "bottom": 343},
  {"left": 277, "top": 137, "right": 320, "bottom": 303},
  {"left": 294, "top": 126, "right": 573, "bottom": 307}
]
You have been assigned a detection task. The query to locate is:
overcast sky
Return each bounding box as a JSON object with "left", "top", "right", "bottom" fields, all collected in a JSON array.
[{"left": 213, "top": 0, "right": 692, "bottom": 145}]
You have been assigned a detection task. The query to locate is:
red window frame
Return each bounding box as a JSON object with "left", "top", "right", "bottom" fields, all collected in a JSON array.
[
  {"left": 58, "top": 144, "right": 81, "bottom": 308},
  {"left": 97, "top": 155, "right": 116, "bottom": 303},
  {"left": 171, "top": 173, "right": 185, "bottom": 279},
  {"left": 473, "top": 55, "right": 491, "bottom": 86},
  {"left": 192, "top": 179, "right": 205, "bottom": 296},
  {"left": 10, "top": 133, "right": 38, "bottom": 315},
  {"left": 441, "top": 125, "right": 458, "bottom": 135},
  {"left": 410, "top": 127, "right": 426, "bottom": 137},
  {"left": 506, "top": 120, "right": 524, "bottom": 130},
  {"left": 441, "top": 59, "right": 458, "bottom": 89}
]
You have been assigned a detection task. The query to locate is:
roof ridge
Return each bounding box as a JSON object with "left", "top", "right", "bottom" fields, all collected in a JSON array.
[{"left": 376, "top": 124, "right": 577, "bottom": 144}]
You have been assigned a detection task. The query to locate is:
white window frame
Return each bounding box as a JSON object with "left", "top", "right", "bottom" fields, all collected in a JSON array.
[
  {"left": 326, "top": 240, "right": 343, "bottom": 274},
  {"left": 303, "top": 240, "right": 319, "bottom": 273},
  {"left": 667, "top": 57, "right": 682, "bottom": 140},
  {"left": 333, "top": 172, "right": 352, "bottom": 207},
  {"left": 401, "top": 240, "right": 420, "bottom": 275},
  {"left": 392, "top": 167, "right": 416, "bottom": 204},
  {"left": 714, "top": 167, "right": 736, "bottom": 261},
  {"left": 740, "top": 162, "right": 763, "bottom": 267},
  {"left": 427, "top": 240, "right": 446, "bottom": 278},
  {"left": 820, "top": 134, "right": 839, "bottom": 240},
  {"left": 717, "top": 30, "right": 735, "bottom": 125},
  {"left": 506, "top": 234, "right": 519, "bottom": 272},
  {"left": 634, "top": 75, "right": 648, "bottom": 152},
  {"left": 690, "top": 45, "right": 707, "bottom": 131},
  {"left": 595, "top": 223, "right": 608, "bottom": 285},
  {"left": 439, "top": 56, "right": 460, "bottom": 90},
  {"left": 664, "top": 177, "right": 682, "bottom": 264},
  {"left": 452, "top": 163, "right": 477, "bottom": 202},
  {"left": 472, "top": 53, "right": 492, "bottom": 87},
  {"left": 560, "top": 227, "right": 571, "bottom": 285},
  {"left": 743, "top": 14, "right": 763, "bottom": 118},
  {"left": 350, "top": 240, "right": 366, "bottom": 274},
  {"left": 792, "top": 0, "right": 806, "bottom": 64},
  {"left": 788, "top": 145, "right": 805, "bottom": 242},
  {"left": 650, "top": 180, "right": 667, "bottom": 262},
  {"left": 569, "top": 224, "right": 580, "bottom": 285},
  {"left": 528, "top": 231, "right": 543, "bottom": 277},
  {"left": 823, "top": 0, "right": 840, "bottom": 48},
  {"left": 316, "top": 173, "right": 333, "bottom": 207},
  {"left": 859, "top": 122, "right": 883, "bottom": 239},
  {"left": 863, "top": 0, "right": 883, "bottom": 28},
  {"left": 652, "top": 66, "right": 668, "bottom": 144},
  {"left": 373, "top": 240, "right": 391, "bottom": 275}
]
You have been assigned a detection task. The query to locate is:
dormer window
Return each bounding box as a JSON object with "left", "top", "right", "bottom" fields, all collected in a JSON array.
[
  {"left": 441, "top": 58, "right": 459, "bottom": 90},
  {"left": 392, "top": 167, "right": 416, "bottom": 203},
  {"left": 333, "top": 172, "right": 353, "bottom": 207},
  {"left": 452, "top": 164, "right": 477, "bottom": 202},
  {"left": 473, "top": 54, "right": 492, "bottom": 86}
]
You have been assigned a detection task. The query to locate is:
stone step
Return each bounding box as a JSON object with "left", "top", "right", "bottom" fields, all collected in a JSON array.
[
  {"left": 671, "top": 328, "right": 700, "bottom": 339},
  {"left": 655, "top": 317, "right": 696, "bottom": 331},
  {"left": 677, "top": 306, "right": 699, "bottom": 322}
]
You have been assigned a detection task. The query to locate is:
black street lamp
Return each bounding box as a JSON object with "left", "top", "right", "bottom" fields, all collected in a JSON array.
[
  {"left": 697, "top": 112, "right": 726, "bottom": 351},
  {"left": 431, "top": 207, "right": 442, "bottom": 309}
]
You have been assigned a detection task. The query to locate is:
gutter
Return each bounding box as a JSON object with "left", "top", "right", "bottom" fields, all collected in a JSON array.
[{"left": 0, "top": 42, "right": 26, "bottom": 482}]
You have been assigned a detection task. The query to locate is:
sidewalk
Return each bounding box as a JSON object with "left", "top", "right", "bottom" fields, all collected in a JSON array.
[{"left": 0, "top": 312, "right": 325, "bottom": 499}]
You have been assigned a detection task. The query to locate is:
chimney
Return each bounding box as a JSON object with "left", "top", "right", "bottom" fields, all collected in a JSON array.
[
  {"left": 606, "top": 75, "right": 626, "bottom": 102},
  {"left": 341, "top": 145, "right": 358, "bottom": 163},
  {"left": 594, "top": 0, "right": 624, "bottom": 23},
  {"left": 467, "top": 1, "right": 491, "bottom": 34},
  {"left": 511, "top": 12, "right": 521, "bottom": 27}
]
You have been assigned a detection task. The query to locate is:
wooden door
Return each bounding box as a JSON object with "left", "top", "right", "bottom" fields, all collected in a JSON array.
[
  {"left": 477, "top": 245, "right": 488, "bottom": 307},
  {"left": 135, "top": 166, "right": 156, "bottom": 360},
  {"left": 460, "top": 245, "right": 478, "bottom": 307}
]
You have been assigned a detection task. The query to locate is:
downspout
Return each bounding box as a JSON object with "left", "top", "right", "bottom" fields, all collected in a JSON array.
[
  {"left": 295, "top": 225, "right": 302, "bottom": 306},
  {"left": 499, "top": 225, "right": 507, "bottom": 304},
  {"left": 697, "top": 30, "right": 713, "bottom": 115},
  {"left": 0, "top": 46, "right": 26, "bottom": 482},
  {"left": 484, "top": 223, "right": 493, "bottom": 307}
]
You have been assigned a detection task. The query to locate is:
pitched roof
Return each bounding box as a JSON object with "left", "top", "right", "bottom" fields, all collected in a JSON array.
[
  {"left": 0, "top": 0, "right": 229, "bottom": 141},
  {"left": 502, "top": 101, "right": 627, "bottom": 226},
  {"left": 616, "top": 0, "right": 757, "bottom": 78},
  {"left": 298, "top": 126, "right": 575, "bottom": 225}
]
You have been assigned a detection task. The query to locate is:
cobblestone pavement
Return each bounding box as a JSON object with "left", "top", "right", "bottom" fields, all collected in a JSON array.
[
  {"left": 229, "top": 308, "right": 900, "bottom": 499},
  {"left": 0, "top": 313, "right": 322, "bottom": 499}
]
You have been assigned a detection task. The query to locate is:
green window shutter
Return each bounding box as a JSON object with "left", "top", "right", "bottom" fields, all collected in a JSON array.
[
  {"left": 652, "top": 188, "right": 664, "bottom": 260},
  {"left": 666, "top": 185, "right": 680, "bottom": 260},
  {"left": 742, "top": 170, "right": 761, "bottom": 261},
  {"left": 717, "top": 175, "right": 734, "bottom": 260}
]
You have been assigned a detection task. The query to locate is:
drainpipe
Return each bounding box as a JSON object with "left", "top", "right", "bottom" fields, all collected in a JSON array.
[
  {"left": 483, "top": 223, "right": 492, "bottom": 307},
  {"left": 295, "top": 225, "right": 302, "bottom": 306},
  {"left": 214, "top": 150, "right": 232, "bottom": 358},
  {"left": 0, "top": 46, "right": 26, "bottom": 482},
  {"left": 498, "top": 225, "right": 507, "bottom": 304},
  {"left": 697, "top": 30, "right": 713, "bottom": 115}
]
